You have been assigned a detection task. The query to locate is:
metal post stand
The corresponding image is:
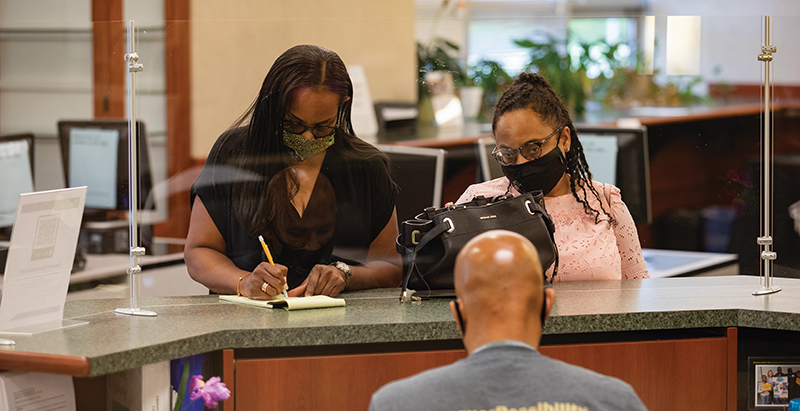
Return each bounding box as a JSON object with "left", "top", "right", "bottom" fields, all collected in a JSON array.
[
  {"left": 116, "top": 20, "right": 157, "bottom": 316},
  {"left": 753, "top": 16, "right": 781, "bottom": 296}
]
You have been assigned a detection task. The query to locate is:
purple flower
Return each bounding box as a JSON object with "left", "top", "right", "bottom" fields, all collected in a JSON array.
[
  {"left": 189, "top": 375, "right": 231, "bottom": 409},
  {"left": 727, "top": 169, "right": 753, "bottom": 189}
]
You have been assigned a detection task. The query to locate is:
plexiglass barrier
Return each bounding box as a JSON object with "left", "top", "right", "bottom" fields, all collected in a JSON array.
[{"left": 2, "top": 7, "right": 800, "bottom": 298}]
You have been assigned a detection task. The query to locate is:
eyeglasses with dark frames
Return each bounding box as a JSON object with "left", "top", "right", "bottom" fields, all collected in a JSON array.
[
  {"left": 283, "top": 111, "right": 339, "bottom": 139},
  {"left": 491, "top": 126, "right": 564, "bottom": 166}
]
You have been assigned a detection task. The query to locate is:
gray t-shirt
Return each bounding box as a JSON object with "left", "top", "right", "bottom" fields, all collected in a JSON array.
[{"left": 369, "top": 342, "right": 648, "bottom": 411}]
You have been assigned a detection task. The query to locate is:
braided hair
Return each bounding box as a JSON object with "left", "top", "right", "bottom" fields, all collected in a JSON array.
[{"left": 493, "top": 72, "right": 614, "bottom": 224}]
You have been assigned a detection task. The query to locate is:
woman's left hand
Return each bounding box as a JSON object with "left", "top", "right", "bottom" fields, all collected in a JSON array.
[{"left": 288, "top": 264, "right": 347, "bottom": 297}]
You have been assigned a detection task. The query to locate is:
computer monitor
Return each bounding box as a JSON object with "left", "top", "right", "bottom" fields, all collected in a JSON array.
[
  {"left": 0, "top": 134, "right": 35, "bottom": 231},
  {"left": 374, "top": 144, "right": 446, "bottom": 223},
  {"left": 57, "top": 120, "right": 154, "bottom": 215},
  {"left": 579, "top": 126, "right": 651, "bottom": 224},
  {"left": 476, "top": 126, "right": 651, "bottom": 224},
  {"left": 476, "top": 136, "right": 503, "bottom": 184}
]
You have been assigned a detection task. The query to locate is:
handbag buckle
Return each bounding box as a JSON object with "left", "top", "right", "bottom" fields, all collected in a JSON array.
[
  {"left": 443, "top": 217, "right": 455, "bottom": 233},
  {"left": 525, "top": 200, "right": 536, "bottom": 215}
]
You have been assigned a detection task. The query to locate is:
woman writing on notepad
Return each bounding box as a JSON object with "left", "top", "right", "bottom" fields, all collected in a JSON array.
[
  {"left": 456, "top": 73, "right": 648, "bottom": 282},
  {"left": 186, "top": 45, "right": 401, "bottom": 299}
]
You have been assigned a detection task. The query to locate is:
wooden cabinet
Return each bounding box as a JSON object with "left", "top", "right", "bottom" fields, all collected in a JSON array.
[
  {"left": 541, "top": 337, "right": 731, "bottom": 411},
  {"left": 233, "top": 350, "right": 466, "bottom": 411},
  {"left": 227, "top": 334, "right": 733, "bottom": 411}
]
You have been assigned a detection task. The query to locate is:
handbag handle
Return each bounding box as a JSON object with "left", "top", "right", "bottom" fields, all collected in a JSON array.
[
  {"left": 399, "top": 219, "right": 451, "bottom": 302},
  {"left": 399, "top": 193, "right": 560, "bottom": 302}
]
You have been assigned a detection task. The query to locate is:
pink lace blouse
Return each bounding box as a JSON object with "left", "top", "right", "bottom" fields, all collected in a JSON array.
[{"left": 456, "top": 178, "right": 649, "bottom": 282}]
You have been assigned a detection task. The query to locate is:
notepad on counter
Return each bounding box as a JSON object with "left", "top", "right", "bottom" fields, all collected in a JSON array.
[{"left": 220, "top": 295, "right": 345, "bottom": 311}]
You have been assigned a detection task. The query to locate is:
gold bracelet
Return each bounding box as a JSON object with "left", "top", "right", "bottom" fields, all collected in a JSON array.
[{"left": 236, "top": 274, "right": 248, "bottom": 297}]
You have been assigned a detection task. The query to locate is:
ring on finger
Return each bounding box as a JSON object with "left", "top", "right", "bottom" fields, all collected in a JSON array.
[{"left": 261, "top": 281, "right": 269, "bottom": 293}]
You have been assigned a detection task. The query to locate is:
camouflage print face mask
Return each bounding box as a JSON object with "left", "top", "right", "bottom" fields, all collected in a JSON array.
[{"left": 282, "top": 128, "right": 335, "bottom": 162}]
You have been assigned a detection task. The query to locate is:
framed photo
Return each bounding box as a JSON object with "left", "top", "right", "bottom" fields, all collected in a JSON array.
[{"left": 748, "top": 357, "right": 800, "bottom": 409}]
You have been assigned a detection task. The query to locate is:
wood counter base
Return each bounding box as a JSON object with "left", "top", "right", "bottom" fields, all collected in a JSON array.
[{"left": 226, "top": 332, "right": 732, "bottom": 411}]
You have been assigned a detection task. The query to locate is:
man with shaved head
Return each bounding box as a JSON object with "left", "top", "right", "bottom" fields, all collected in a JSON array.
[{"left": 370, "top": 230, "right": 647, "bottom": 411}]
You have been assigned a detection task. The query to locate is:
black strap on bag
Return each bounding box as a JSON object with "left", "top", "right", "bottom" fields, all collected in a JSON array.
[{"left": 397, "top": 192, "right": 558, "bottom": 302}]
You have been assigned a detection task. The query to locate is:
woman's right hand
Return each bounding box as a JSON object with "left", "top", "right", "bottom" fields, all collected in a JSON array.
[{"left": 242, "top": 262, "right": 288, "bottom": 299}]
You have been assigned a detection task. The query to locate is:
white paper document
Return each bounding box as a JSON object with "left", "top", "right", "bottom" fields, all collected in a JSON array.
[
  {"left": 107, "top": 361, "right": 170, "bottom": 411},
  {"left": 0, "top": 371, "right": 76, "bottom": 411},
  {"left": 220, "top": 294, "right": 345, "bottom": 310},
  {"left": 348, "top": 65, "right": 379, "bottom": 138},
  {"left": 0, "top": 187, "right": 87, "bottom": 334}
]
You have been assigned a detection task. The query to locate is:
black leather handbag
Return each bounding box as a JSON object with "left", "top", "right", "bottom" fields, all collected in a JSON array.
[{"left": 396, "top": 191, "right": 558, "bottom": 300}]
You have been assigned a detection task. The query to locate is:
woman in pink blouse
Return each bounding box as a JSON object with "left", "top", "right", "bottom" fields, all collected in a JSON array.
[{"left": 457, "top": 73, "right": 648, "bottom": 282}]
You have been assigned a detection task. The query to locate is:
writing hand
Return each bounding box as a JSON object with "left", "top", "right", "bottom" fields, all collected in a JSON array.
[
  {"left": 292, "top": 264, "right": 347, "bottom": 297},
  {"left": 244, "top": 262, "right": 288, "bottom": 300}
]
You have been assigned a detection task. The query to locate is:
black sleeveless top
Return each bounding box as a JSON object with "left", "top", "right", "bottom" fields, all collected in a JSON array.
[{"left": 191, "top": 128, "right": 398, "bottom": 288}]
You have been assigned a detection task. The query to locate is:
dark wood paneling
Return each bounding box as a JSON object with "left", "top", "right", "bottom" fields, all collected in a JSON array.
[
  {"left": 642, "top": 110, "right": 800, "bottom": 251},
  {"left": 235, "top": 350, "right": 467, "bottom": 411},
  {"left": 727, "top": 328, "right": 738, "bottom": 411},
  {"left": 92, "top": 0, "right": 125, "bottom": 119},
  {"left": 233, "top": 336, "right": 729, "bottom": 411},
  {"left": 155, "top": 0, "right": 193, "bottom": 239},
  {"left": 540, "top": 337, "right": 729, "bottom": 411},
  {"left": 709, "top": 83, "right": 800, "bottom": 101},
  {"left": 74, "top": 375, "right": 106, "bottom": 411},
  {"left": 223, "top": 349, "right": 235, "bottom": 411}
]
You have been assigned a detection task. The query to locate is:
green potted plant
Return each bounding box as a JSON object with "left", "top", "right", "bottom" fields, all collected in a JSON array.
[
  {"left": 510, "top": 31, "right": 715, "bottom": 118},
  {"left": 593, "top": 49, "right": 710, "bottom": 109},
  {"left": 466, "top": 59, "right": 513, "bottom": 121},
  {"left": 514, "top": 33, "right": 588, "bottom": 116}
]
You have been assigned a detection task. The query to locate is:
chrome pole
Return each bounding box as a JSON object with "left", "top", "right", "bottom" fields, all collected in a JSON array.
[
  {"left": 754, "top": 15, "right": 781, "bottom": 296},
  {"left": 116, "top": 20, "right": 157, "bottom": 316}
]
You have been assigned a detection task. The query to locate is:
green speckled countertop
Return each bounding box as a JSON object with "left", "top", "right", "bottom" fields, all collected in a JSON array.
[{"left": 1, "top": 276, "right": 799, "bottom": 377}]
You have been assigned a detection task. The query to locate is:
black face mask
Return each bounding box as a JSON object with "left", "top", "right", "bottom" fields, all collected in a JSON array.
[
  {"left": 501, "top": 146, "right": 566, "bottom": 195},
  {"left": 452, "top": 300, "right": 466, "bottom": 336}
]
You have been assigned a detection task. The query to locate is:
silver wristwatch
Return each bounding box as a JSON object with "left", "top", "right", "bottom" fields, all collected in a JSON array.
[{"left": 331, "top": 261, "right": 352, "bottom": 289}]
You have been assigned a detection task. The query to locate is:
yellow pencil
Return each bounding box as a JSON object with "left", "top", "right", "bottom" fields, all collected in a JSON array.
[
  {"left": 258, "top": 235, "right": 287, "bottom": 298},
  {"left": 258, "top": 235, "right": 275, "bottom": 265}
]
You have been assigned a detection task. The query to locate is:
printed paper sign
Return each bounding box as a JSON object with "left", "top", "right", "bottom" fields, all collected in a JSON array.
[{"left": 0, "top": 187, "right": 86, "bottom": 333}]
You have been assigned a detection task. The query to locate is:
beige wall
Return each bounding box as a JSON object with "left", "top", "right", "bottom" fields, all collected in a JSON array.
[{"left": 190, "top": 0, "right": 416, "bottom": 158}]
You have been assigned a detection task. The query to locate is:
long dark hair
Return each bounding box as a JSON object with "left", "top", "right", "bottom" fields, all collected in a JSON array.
[
  {"left": 492, "top": 72, "right": 613, "bottom": 224},
  {"left": 217, "top": 44, "right": 388, "bottom": 237}
]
